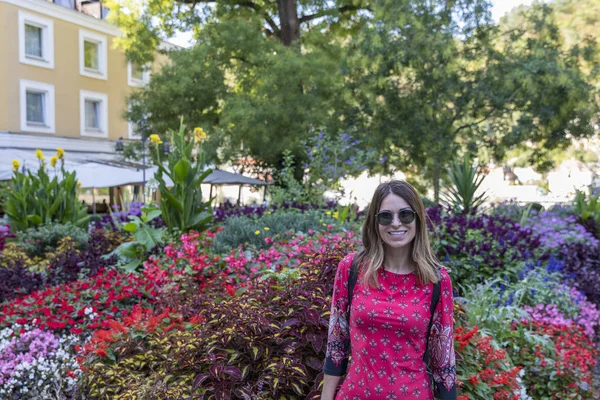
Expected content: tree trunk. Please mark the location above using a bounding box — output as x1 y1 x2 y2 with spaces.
277 0 300 46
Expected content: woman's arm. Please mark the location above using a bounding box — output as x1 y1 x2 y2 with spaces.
322 254 354 397
321 374 343 400
428 268 457 399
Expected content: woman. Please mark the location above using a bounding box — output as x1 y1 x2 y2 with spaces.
322 180 456 400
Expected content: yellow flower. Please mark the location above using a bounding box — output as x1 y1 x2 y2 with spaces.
149 134 163 145
35 149 45 161
254 230 261 235
56 148 65 159
77 182 82 187
325 211 331 215
50 156 58 167
12 160 20 171
333 211 339 219
193 127 207 142
264 227 270 231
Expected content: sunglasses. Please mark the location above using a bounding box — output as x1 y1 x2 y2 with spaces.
376 209 417 225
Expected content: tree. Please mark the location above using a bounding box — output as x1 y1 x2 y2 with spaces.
345 0 599 200
109 0 372 177
111 0 599 200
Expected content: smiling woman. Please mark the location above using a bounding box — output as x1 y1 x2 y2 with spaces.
322 180 457 400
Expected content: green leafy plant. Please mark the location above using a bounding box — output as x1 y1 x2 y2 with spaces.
269 150 320 205
210 209 338 253
20 223 89 258
149 120 213 233
112 206 165 272
3 150 89 232
574 188 600 226
442 155 488 214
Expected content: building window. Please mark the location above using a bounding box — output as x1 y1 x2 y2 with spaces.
128 61 151 87
54 0 75 8
80 90 108 138
18 11 54 69
26 91 46 125
20 80 55 134
84 41 100 71
85 100 101 130
79 30 108 80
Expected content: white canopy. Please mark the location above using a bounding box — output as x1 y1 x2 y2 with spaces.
0 148 267 189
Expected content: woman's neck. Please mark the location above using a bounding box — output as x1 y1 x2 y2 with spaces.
383 245 415 273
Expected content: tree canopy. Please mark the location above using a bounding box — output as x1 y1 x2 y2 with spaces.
109 0 600 199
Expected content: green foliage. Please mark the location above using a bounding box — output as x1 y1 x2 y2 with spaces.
149 121 213 234
442 155 489 214
301 131 373 199
4 152 89 232
211 210 338 254
269 150 323 205
112 206 165 272
0 181 10 209
20 223 89 258
574 188 600 227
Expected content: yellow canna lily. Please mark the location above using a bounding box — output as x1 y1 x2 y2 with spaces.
56 148 65 159
193 127 207 143
35 149 45 161
264 227 270 231
149 134 163 144
50 156 58 167
254 230 261 235
12 160 20 171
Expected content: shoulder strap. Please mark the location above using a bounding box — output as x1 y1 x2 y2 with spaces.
347 253 359 314
424 273 441 364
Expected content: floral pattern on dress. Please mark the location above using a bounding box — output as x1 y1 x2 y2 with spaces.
324 253 457 399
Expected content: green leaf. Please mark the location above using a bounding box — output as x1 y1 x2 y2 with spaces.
123 222 138 233
122 259 142 273
27 214 42 226
173 158 191 184
145 209 162 222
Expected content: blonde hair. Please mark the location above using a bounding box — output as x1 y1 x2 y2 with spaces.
356 180 442 287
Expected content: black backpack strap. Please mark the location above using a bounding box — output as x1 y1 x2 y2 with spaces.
424 271 441 387
347 253 359 314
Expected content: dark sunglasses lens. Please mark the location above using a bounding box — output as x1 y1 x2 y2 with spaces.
399 210 415 224
377 211 394 225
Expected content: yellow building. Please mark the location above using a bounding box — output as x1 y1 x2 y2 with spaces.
0 0 172 162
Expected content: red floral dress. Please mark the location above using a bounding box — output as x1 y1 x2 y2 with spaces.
324 253 456 399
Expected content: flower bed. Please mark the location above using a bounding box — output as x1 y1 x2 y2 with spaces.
0 202 599 398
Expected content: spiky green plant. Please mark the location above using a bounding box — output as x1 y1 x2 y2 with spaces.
442 155 488 215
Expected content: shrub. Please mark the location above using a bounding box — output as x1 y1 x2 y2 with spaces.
487 201 528 223
454 324 523 400
441 155 488 215
0 255 44 304
20 222 89 258
429 209 546 290
517 321 598 399
0 224 14 252
559 242 600 306
150 122 213 233
526 211 598 251
77 246 348 399
211 209 340 253
0 268 160 335
0 328 81 399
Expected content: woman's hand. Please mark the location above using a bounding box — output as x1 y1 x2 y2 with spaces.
321 374 343 400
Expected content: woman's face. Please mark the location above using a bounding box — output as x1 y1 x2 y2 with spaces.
377 193 417 250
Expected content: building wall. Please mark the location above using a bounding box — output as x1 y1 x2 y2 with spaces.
0 0 170 142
